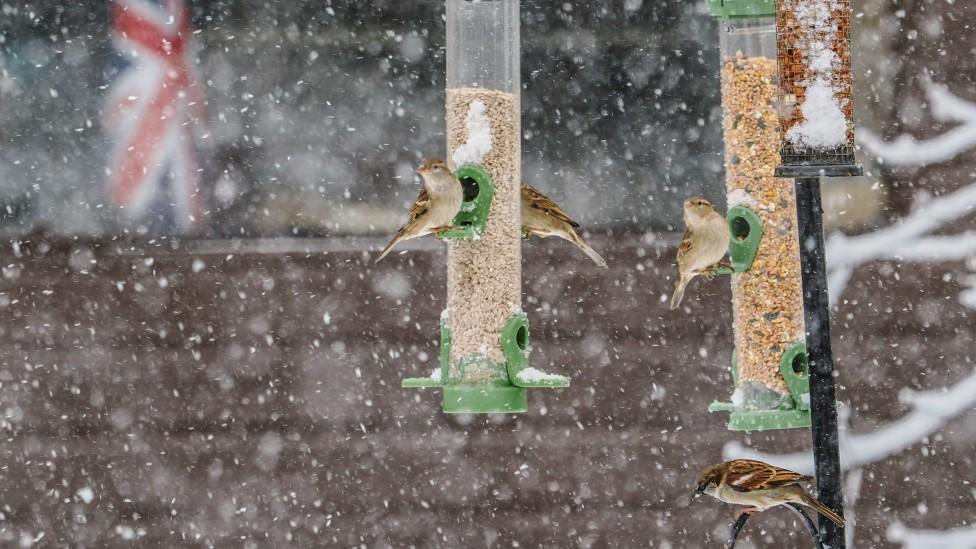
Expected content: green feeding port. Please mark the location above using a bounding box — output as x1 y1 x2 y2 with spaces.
706 0 774 19
437 164 495 240
705 205 763 278
708 343 812 431
727 206 762 273
402 312 569 413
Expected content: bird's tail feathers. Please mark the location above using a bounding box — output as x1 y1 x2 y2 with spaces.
670 277 689 310
570 231 608 268
374 233 404 264
800 494 846 527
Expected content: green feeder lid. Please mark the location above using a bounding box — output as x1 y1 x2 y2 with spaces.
706 0 775 19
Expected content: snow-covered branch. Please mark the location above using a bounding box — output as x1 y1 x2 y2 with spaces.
858 79 976 167
887 522 976 549
722 369 976 474
826 181 976 303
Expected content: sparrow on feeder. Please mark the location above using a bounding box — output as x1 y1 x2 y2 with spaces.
374 159 463 263
694 459 845 527
521 184 607 267
670 196 730 309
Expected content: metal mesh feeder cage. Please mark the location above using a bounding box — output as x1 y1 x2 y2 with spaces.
705 0 811 431
774 0 859 173
402 0 569 413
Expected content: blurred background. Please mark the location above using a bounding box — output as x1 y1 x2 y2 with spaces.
2 1 976 548
3 0 792 239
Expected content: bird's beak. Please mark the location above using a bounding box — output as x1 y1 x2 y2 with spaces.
694 484 705 497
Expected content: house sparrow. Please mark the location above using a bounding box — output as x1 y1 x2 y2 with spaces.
670 196 730 309
522 184 607 267
694 459 846 527
374 159 463 263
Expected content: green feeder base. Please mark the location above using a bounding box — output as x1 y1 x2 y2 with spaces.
403 312 567 414
708 402 811 431
443 384 527 414
709 342 813 431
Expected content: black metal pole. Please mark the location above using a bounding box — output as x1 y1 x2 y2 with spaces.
794 176 846 548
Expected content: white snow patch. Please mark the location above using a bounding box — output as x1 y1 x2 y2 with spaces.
887 522 976 549
730 387 745 407
860 77 976 168
451 100 492 167
786 81 847 149
960 272 976 309
429 368 442 380
727 189 756 208
784 0 848 149
516 367 563 383
77 486 94 504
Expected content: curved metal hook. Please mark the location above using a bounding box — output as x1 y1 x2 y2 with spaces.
725 505 825 549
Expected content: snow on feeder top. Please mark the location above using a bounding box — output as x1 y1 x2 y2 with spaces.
402 0 569 413
706 0 812 431
775 0 858 172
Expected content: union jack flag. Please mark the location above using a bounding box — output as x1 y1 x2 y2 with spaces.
105 0 207 231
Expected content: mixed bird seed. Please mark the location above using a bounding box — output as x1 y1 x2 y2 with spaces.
722 54 805 399
445 87 521 384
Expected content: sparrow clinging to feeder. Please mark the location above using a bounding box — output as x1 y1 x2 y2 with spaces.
670 196 730 309
374 159 463 263
521 184 607 268
694 459 846 527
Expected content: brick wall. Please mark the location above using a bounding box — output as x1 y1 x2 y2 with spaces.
0 234 972 547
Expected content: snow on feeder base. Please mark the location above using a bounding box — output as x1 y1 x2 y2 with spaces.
402 0 569 413
706 0 811 430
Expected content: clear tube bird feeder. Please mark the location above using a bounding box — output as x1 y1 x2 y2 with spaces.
706 0 812 431
402 0 568 413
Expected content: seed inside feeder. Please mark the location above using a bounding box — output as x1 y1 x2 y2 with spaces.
722 53 805 400
446 86 521 384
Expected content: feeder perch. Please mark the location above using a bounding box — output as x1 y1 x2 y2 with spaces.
503 313 569 388
404 0 568 413
401 314 451 388
708 342 811 431
437 164 495 240
726 502 825 549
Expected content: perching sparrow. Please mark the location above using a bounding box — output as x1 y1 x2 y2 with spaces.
374 159 463 263
694 459 845 527
522 184 607 267
670 196 730 309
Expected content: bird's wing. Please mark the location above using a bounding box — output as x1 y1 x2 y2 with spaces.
402 187 431 231
725 460 812 492
522 184 581 229
676 228 694 263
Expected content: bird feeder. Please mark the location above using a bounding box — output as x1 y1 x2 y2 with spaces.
771 0 863 544
402 0 569 413
775 0 858 171
705 0 812 431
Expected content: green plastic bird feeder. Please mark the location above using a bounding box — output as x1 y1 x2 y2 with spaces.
403 0 569 414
